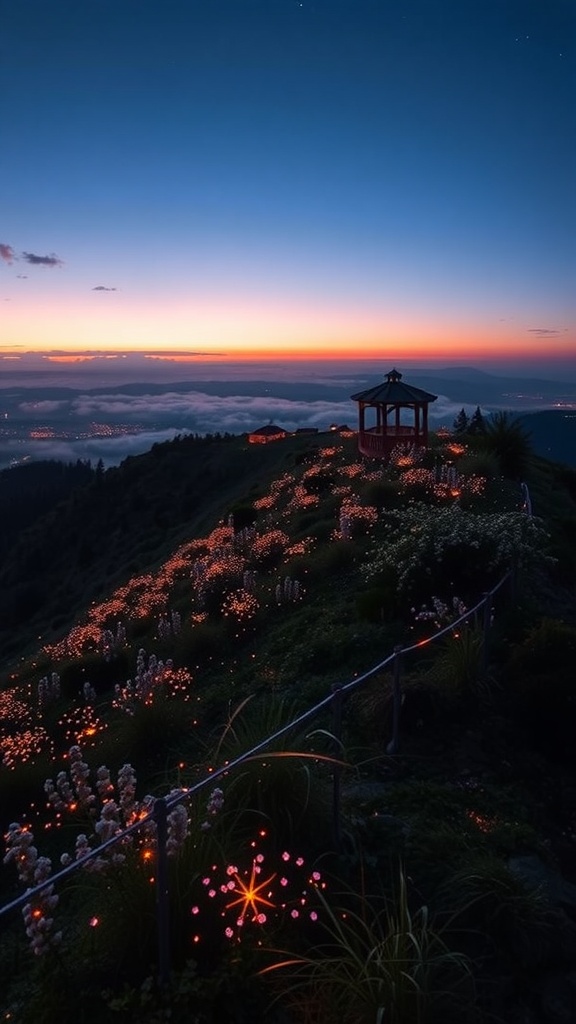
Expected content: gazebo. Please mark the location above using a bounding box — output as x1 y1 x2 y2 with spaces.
351 368 437 459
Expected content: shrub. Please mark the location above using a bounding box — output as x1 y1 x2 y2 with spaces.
438 854 554 970
508 617 576 677
425 627 485 696
481 411 533 479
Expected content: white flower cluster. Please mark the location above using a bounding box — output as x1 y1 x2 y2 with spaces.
166 798 190 856
117 762 138 821
7 752 218 953
340 512 352 540
37 672 60 707
157 610 181 641
243 569 257 592
101 621 127 661
44 747 155 871
3 823 61 955
83 681 97 704
275 576 302 605
363 503 549 594
69 744 96 807
200 787 224 831
44 771 73 814
413 595 468 628
190 527 257 609
113 650 174 713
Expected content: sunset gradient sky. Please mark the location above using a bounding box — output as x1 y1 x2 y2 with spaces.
1 0 574 368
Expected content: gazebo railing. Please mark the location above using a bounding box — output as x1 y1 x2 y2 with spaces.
358 425 417 456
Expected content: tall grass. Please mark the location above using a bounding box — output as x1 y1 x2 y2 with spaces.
211 695 338 847
262 869 477 1024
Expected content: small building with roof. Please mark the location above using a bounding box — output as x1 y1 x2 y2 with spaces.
350 368 437 458
248 424 288 445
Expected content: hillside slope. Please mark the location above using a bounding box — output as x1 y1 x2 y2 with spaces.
0 431 319 663
2 431 576 1023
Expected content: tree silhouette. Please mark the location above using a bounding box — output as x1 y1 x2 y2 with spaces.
483 411 533 479
453 408 469 433
468 406 486 435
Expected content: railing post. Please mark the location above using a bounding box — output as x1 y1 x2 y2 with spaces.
331 683 343 851
153 797 171 988
386 646 403 755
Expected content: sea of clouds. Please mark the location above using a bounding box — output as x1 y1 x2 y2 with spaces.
0 387 470 470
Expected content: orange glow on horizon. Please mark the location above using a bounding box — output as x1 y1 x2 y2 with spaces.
44 355 98 363
144 353 227 363
1 286 572 361
0 341 575 365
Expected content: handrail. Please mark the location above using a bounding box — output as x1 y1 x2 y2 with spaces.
400 572 509 657
0 572 509 921
0 479 533 969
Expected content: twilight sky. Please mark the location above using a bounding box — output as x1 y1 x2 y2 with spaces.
1 0 575 368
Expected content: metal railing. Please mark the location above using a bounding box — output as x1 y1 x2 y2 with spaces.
0 568 515 983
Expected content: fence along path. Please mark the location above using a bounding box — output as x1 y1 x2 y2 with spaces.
0 565 515 982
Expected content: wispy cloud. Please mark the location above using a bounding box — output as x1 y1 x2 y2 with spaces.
21 252 64 267
527 327 560 336
0 243 16 264
18 400 66 414
92 285 117 291
1 244 65 268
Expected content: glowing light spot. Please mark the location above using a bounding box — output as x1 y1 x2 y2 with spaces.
225 860 276 922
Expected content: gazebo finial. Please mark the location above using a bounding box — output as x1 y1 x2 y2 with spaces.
386 368 402 382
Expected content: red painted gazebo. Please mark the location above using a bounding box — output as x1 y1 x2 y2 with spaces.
351 368 437 458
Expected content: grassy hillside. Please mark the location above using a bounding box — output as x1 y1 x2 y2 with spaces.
0 431 320 663
1 428 576 1024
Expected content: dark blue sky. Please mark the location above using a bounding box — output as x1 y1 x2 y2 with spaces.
1 0 574 366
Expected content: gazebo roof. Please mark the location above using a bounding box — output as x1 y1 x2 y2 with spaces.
351 368 437 405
